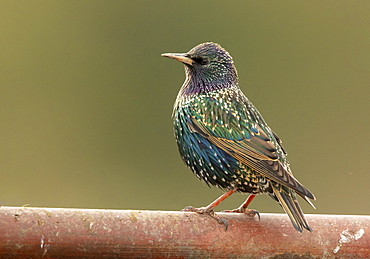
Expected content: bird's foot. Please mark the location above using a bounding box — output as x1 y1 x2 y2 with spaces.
182 206 229 230
222 207 260 220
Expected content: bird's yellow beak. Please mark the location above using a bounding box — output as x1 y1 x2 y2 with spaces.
161 53 194 66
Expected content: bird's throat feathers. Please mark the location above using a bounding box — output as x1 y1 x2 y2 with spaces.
179 64 238 96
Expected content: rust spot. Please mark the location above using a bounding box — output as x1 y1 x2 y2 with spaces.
129 211 139 222
37 219 45 226
13 213 20 221
44 210 53 217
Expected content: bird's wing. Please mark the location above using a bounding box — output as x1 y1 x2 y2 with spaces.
188 95 315 200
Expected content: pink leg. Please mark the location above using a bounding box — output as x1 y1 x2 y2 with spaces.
182 187 237 230
222 194 260 220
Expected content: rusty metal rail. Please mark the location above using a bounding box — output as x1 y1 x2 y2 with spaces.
0 206 369 258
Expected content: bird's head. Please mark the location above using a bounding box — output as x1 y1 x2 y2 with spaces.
162 42 238 94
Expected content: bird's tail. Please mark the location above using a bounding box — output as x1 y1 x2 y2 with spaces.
270 184 312 232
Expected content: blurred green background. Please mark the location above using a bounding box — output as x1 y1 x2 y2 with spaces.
1 1 369 216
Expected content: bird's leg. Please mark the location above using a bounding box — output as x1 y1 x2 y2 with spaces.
182 187 237 230
222 194 260 220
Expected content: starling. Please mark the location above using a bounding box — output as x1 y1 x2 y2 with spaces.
162 42 315 232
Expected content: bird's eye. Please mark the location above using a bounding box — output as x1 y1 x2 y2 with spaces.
192 57 209 65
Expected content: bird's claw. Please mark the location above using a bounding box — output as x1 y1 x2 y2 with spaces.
222 208 260 221
181 206 207 213
182 206 229 231
216 217 229 231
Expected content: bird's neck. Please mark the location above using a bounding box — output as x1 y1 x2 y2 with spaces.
179 73 237 96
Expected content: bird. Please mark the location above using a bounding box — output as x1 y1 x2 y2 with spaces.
161 42 315 232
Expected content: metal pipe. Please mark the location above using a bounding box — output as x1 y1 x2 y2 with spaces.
0 207 368 258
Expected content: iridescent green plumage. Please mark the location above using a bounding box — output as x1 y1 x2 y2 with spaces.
162 42 315 232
